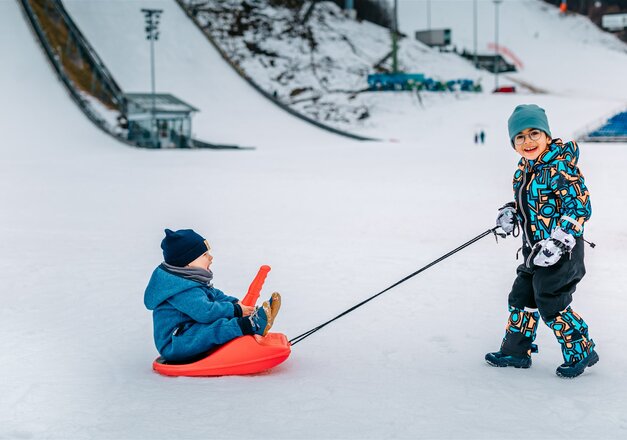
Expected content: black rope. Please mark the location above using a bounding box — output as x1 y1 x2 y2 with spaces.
289 227 499 346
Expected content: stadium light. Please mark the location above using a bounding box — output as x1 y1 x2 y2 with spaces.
473 0 478 68
493 0 503 91
141 8 163 139
427 0 431 30
392 0 398 73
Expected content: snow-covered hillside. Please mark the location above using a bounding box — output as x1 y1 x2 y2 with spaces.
3 0 627 439
398 0 627 99
182 0 488 129
62 0 334 147
66 0 627 140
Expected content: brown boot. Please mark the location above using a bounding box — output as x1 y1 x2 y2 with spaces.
269 292 281 325
258 301 273 336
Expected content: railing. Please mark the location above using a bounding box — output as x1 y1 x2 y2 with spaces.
20 0 254 150
53 0 125 108
18 0 137 147
576 105 627 142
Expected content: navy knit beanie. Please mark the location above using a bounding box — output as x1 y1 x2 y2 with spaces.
161 228 209 267
507 104 552 145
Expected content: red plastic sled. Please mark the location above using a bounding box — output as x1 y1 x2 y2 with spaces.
153 332 290 377
152 265 291 377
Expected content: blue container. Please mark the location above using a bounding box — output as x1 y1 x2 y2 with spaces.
367 73 426 91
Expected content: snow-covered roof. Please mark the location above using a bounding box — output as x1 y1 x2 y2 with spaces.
124 92 198 114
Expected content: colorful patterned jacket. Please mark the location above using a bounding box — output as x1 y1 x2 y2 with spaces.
512 139 591 247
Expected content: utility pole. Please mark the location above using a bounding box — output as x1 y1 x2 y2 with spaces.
427 0 432 30
141 8 162 145
392 0 399 73
493 0 503 91
473 0 478 68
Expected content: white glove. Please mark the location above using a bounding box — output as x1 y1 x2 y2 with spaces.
496 203 518 235
533 227 576 267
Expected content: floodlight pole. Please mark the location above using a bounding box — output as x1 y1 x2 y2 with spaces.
493 0 503 91
427 0 431 30
141 8 162 145
473 0 478 68
392 0 398 73
150 33 155 119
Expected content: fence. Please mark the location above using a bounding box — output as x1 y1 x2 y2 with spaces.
19 0 136 147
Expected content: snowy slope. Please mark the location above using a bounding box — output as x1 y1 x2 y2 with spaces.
62 0 337 147
3 0 627 439
398 0 627 99
182 0 489 129
65 0 627 141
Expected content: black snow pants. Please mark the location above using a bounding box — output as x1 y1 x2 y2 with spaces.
508 236 586 322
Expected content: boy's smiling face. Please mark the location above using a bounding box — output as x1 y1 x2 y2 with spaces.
513 128 551 161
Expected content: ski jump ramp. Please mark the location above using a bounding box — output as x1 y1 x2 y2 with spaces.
62 0 355 147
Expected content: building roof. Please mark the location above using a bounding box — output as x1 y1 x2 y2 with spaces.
124 93 198 114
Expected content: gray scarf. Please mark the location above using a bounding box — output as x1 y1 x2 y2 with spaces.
161 262 214 287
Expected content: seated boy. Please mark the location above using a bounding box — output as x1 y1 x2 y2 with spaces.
144 228 281 363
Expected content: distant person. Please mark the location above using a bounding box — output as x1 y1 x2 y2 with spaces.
480 130 485 144
117 115 128 129
486 104 597 378
144 229 281 363
474 132 479 144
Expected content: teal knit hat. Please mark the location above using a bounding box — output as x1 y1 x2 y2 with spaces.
507 104 552 144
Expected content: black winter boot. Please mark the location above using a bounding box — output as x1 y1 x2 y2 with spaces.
486 307 539 369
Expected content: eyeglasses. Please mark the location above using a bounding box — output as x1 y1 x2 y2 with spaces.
514 129 543 146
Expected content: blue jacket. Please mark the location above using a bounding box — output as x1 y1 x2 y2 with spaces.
512 140 591 246
144 266 244 362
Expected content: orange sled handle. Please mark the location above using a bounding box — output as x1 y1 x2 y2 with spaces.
241 265 271 307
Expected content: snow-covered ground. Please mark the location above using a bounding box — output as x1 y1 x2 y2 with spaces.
2 0 627 439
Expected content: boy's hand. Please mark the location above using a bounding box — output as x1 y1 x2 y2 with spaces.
496 202 518 235
238 302 256 317
532 227 575 267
